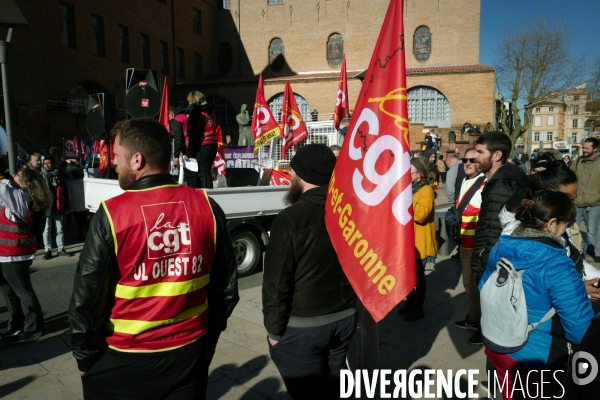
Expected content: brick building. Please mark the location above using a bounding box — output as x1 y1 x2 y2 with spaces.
0 0 494 153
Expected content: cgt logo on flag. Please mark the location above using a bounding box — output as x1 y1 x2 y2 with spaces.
141 98 150 108
142 202 192 260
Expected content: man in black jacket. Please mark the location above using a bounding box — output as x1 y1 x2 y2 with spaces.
68 118 238 400
263 144 357 399
469 132 528 345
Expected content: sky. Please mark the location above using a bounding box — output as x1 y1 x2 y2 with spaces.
479 0 600 94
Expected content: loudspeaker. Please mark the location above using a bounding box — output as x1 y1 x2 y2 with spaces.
125 68 161 118
86 93 117 139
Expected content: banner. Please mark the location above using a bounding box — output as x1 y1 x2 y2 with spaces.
280 81 308 158
269 169 290 186
333 54 349 130
94 139 114 176
224 146 259 170
324 0 415 322
213 126 226 175
252 74 280 154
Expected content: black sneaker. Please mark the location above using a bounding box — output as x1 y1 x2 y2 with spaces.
10 331 42 343
404 306 424 322
58 250 73 257
0 327 22 338
43 251 53 260
468 329 483 345
454 315 479 331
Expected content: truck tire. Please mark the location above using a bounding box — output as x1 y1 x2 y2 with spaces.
231 231 261 277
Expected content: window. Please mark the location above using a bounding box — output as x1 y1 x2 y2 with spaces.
534 116 541 127
547 116 554 126
534 132 540 141
194 53 203 79
160 41 169 74
327 34 343 67
140 33 151 68
535 107 541 112
573 119 578 128
177 47 185 78
548 107 554 112
413 26 432 62
572 132 578 140
546 132 553 141
217 0 231 10
574 96 580 101
268 0 284 4
193 8 202 35
218 42 233 74
573 106 579 115
91 14 105 56
269 38 284 72
118 25 130 63
407 86 451 128
60 2 77 49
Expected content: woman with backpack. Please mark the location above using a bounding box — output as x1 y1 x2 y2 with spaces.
0 168 52 343
398 158 437 321
479 190 594 399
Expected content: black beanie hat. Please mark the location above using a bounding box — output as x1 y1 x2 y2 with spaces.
290 144 336 186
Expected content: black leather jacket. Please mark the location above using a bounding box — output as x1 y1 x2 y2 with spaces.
68 174 239 372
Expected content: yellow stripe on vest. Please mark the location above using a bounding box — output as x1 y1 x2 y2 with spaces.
460 229 476 235
461 215 479 223
108 302 208 335
115 274 210 299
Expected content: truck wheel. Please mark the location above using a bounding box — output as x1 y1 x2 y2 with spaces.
231 231 261 277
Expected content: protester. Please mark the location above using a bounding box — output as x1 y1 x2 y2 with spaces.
424 131 434 151
480 190 594 399
66 168 88 241
23 153 42 172
329 144 341 158
437 154 447 183
563 154 572 167
571 137 600 263
225 135 234 147
262 144 356 399
398 158 437 321
422 149 439 193
41 156 72 259
444 153 462 201
453 149 485 333
187 91 218 189
519 151 529 173
430 129 439 152
68 118 239 399
311 109 319 122
470 132 528 345
0 168 52 342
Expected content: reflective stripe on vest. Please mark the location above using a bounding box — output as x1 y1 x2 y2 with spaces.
0 207 37 256
103 185 217 352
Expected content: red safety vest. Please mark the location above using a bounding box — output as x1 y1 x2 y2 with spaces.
102 184 216 352
201 112 217 146
173 114 190 152
0 207 37 256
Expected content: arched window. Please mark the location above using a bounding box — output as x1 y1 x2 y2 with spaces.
413 26 431 62
407 86 450 127
327 33 343 67
218 42 233 75
205 95 236 125
268 38 284 72
268 91 312 123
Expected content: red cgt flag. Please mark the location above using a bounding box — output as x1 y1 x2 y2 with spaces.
269 169 290 186
333 54 349 130
213 126 226 176
158 76 170 132
95 139 114 177
252 74 280 154
280 81 308 159
325 0 415 322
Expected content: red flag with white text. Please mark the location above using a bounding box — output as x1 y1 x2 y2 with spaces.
280 81 308 158
213 126 226 175
269 169 290 186
333 54 349 130
252 74 280 154
95 139 114 176
324 0 415 322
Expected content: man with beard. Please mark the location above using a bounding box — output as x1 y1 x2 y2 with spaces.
24 153 42 172
68 118 238 400
571 137 600 263
262 144 357 399
469 132 527 345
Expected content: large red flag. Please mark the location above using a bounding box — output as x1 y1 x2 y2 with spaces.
252 74 280 154
280 81 308 158
269 169 290 186
158 76 170 131
333 54 349 130
325 0 415 322
97 139 114 176
213 126 226 176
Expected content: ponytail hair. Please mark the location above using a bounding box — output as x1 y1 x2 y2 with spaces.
514 190 575 230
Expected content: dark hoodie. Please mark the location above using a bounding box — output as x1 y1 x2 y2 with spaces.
471 162 528 279
186 102 216 157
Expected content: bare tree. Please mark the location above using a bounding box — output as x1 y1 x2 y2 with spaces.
495 16 584 147
590 54 600 99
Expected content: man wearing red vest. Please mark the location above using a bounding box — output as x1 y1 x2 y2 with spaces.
68 118 238 399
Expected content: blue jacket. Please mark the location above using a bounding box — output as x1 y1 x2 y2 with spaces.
479 233 594 369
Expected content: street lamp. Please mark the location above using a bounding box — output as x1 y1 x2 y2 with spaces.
0 0 29 175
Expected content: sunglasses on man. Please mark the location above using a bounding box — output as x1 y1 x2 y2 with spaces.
462 158 476 164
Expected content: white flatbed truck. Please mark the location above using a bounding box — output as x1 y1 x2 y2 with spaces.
83 176 288 277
